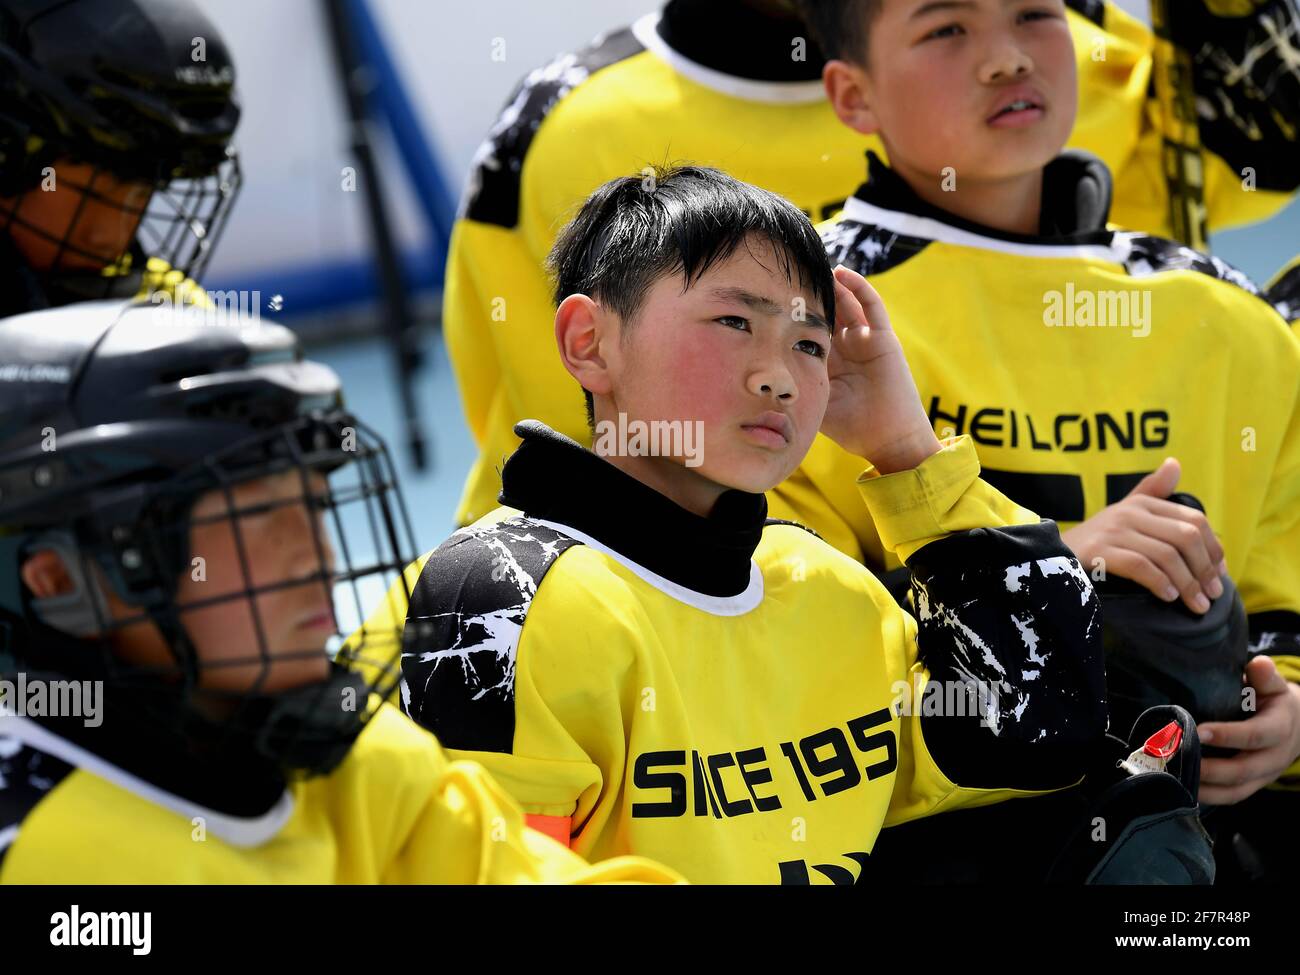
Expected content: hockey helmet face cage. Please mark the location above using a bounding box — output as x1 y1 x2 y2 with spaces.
0 152 241 283
0 309 419 778
86 413 416 778
0 0 242 281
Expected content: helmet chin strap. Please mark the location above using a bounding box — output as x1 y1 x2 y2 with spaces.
248 667 371 777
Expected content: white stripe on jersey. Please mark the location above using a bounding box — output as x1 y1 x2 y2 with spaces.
0 715 293 849
841 196 1134 265
631 13 827 105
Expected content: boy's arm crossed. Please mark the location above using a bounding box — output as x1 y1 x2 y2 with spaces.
826 266 1107 804
859 440 1108 796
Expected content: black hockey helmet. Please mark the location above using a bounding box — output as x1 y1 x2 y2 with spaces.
1096 494 1250 736
0 0 241 280
0 301 419 777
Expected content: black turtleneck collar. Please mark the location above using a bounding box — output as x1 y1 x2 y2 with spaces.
3 616 287 818
855 149 1115 243
499 420 769 598
657 0 827 82
22 688 288 817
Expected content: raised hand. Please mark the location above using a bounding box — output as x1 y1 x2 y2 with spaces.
822 265 941 475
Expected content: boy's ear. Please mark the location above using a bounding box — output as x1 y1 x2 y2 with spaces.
555 293 615 401
823 59 881 137
21 549 76 599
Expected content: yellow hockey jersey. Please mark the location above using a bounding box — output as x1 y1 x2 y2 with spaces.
0 701 679 884
394 421 1107 884
445 0 1300 527
771 151 1300 778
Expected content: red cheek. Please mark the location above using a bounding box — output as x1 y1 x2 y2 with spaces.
659 333 745 421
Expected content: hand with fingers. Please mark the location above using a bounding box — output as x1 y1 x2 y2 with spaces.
1061 459 1227 615
821 264 941 475
1197 656 1300 805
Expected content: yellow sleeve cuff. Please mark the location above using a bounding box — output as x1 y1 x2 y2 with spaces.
855 435 1039 564
1272 654 1300 686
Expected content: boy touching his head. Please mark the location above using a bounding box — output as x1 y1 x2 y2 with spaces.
396 165 1109 883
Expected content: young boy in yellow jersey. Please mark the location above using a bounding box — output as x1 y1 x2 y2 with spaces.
785 0 1300 880
445 0 1298 530
0 304 676 885
392 164 1132 884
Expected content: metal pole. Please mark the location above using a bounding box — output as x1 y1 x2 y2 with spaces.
321 0 428 471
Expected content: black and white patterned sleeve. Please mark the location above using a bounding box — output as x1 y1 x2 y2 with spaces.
904 521 1109 791
0 734 74 874
1170 0 1300 194
399 517 582 754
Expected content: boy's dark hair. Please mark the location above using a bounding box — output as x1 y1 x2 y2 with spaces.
792 0 880 65
547 164 836 429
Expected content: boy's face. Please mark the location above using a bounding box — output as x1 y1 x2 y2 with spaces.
2 159 152 272
98 469 338 694
174 469 337 692
605 236 831 495
843 0 1077 183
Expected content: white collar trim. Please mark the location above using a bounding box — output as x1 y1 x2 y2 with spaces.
0 713 294 848
841 195 1131 264
532 517 765 617
631 12 826 105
